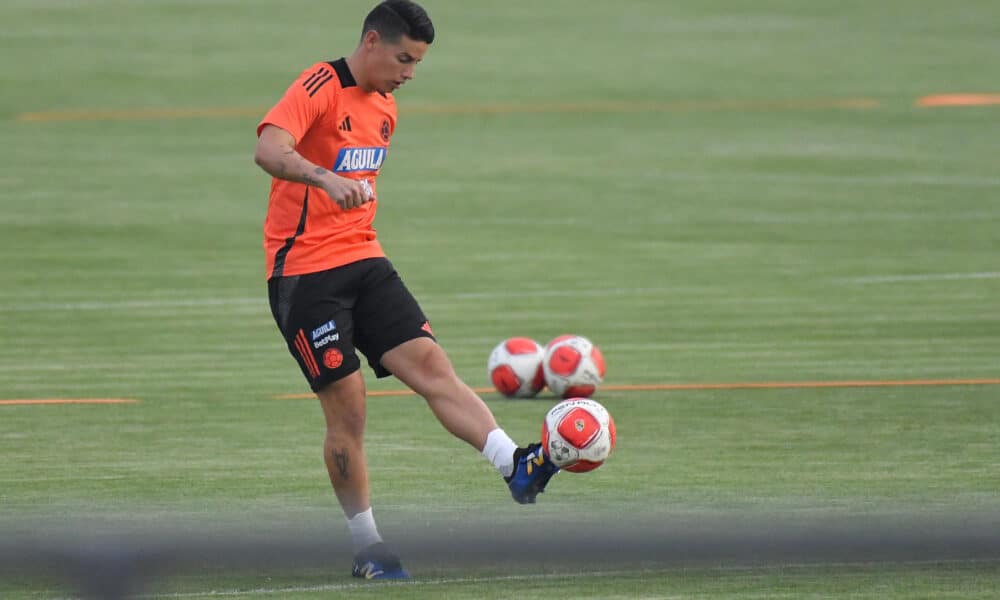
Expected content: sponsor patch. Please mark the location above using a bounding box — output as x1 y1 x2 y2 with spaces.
311 320 336 340
313 332 340 349
333 147 386 173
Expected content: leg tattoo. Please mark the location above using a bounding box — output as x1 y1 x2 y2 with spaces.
332 448 350 480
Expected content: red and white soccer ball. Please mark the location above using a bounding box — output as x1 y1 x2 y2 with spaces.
542 398 616 473
487 337 546 398
542 335 606 399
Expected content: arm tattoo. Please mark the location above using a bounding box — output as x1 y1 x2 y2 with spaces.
332 449 349 480
305 166 326 186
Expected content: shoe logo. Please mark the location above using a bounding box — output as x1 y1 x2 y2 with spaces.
526 452 545 475
356 561 383 579
339 116 352 132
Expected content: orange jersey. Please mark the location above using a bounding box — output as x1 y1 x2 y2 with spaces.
258 58 396 278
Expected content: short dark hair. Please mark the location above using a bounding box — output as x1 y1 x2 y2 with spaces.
362 0 435 44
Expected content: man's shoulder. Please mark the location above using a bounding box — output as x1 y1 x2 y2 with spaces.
293 59 352 98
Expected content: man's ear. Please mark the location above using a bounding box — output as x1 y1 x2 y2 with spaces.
362 29 381 50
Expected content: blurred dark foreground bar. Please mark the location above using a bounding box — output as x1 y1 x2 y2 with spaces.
2 512 999 599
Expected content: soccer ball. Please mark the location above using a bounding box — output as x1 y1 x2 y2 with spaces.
541 398 616 472
487 337 545 398
542 335 606 399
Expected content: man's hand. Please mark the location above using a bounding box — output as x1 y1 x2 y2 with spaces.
315 170 372 210
255 124 373 210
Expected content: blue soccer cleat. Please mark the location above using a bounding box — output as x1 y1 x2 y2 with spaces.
505 443 560 504
351 542 410 580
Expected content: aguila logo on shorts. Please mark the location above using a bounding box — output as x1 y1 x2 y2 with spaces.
323 348 344 369
311 320 336 340
333 147 386 173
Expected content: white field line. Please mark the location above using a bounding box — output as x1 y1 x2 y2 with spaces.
135 558 1000 599
0 297 264 313
639 171 1000 188
141 570 655 598
1 272 996 313
451 287 670 300
844 272 1000 284
0 288 675 313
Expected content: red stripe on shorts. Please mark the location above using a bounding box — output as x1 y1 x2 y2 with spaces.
295 329 321 378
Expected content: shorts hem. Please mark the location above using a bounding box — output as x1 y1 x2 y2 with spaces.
370 330 436 379
309 365 362 393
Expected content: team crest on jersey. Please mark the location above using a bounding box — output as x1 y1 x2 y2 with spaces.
333 147 386 173
380 119 391 143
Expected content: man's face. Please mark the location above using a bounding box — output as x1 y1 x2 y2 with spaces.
365 33 429 94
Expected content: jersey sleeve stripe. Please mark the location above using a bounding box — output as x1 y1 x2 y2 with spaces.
306 72 335 97
302 68 326 88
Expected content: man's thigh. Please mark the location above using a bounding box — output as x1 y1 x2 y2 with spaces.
352 258 435 378
268 266 367 392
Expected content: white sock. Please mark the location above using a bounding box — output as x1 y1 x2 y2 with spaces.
481 428 518 478
346 507 383 552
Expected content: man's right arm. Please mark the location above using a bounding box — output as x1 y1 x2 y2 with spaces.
254 124 370 209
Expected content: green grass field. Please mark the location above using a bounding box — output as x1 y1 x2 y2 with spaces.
2 0 999 597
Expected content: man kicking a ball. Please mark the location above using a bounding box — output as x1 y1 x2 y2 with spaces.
253 0 558 580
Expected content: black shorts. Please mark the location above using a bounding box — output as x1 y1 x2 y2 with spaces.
267 257 435 392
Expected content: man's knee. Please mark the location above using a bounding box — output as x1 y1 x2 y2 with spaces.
383 338 451 379
382 338 461 398
417 342 455 378
318 375 367 435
